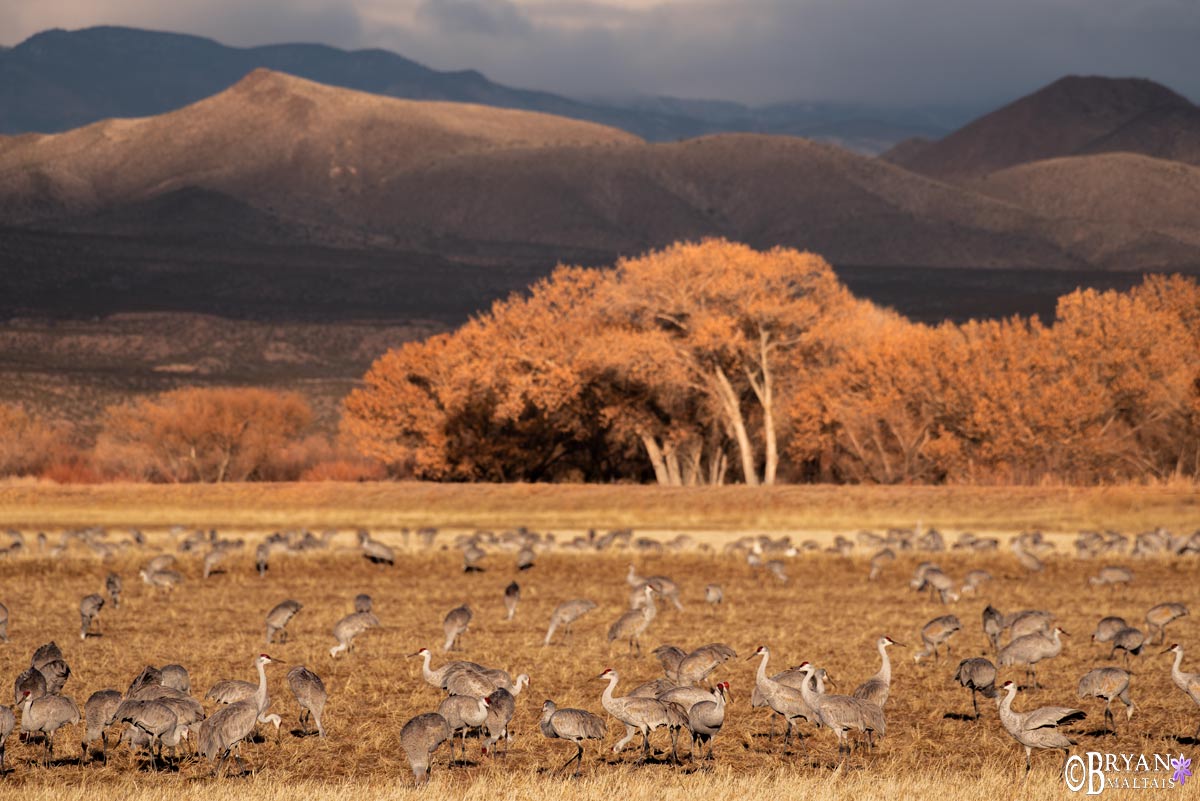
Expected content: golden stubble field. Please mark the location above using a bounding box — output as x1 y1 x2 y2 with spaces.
0 511 1198 800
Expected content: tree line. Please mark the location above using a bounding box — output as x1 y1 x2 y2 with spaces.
2 239 1197 484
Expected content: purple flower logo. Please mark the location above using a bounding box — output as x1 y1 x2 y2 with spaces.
1172 754 1192 786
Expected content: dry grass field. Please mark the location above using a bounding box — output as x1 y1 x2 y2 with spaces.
0 485 1197 800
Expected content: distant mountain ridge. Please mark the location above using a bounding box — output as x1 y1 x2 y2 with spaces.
0 26 954 151
884 75 1200 178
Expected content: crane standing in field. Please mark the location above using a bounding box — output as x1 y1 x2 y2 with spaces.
795 662 885 762
198 654 282 777
997 680 1085 777
608 586 656 658
1163 643 1200 738
854 636 903 706
999 627 1067 689
749 646 818 752
914 616 961 664
205 653 284 739
540 700 606 776
287 665 327 738
82 688 123 763
504 582 520 621
686 681 729 759
400 712 451 785
358 529 394 566
544 599 597 646
953 657 998 720
437 695 489 763
79 594 104 639
1145 603 1188 645
18 690 80 767
105 573 122 608
0 704 13 773
1076 668 1134 734
442 604 473 652
265 599 302 644
598 668 677 762
330 611 380 658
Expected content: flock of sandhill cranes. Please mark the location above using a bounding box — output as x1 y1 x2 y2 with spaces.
0 522 1198 785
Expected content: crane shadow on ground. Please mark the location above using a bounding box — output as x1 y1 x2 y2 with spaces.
942 711 980 721
1082 728 1119 738
1168 734 1200 746
288 728 320 738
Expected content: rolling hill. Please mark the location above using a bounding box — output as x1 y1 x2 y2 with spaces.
0 69 1077 270
0 26 953 150
885 76 1199 179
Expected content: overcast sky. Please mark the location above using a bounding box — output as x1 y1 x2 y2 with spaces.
4 0 1199 106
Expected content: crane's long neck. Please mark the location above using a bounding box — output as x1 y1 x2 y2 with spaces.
601 675 619 711
1172 650 1187 688
421 651 436 683
877 642 892 684
512 675 528 696
798 668 820 709
254 659 269 713
998 684 1019 728
755 650 770 688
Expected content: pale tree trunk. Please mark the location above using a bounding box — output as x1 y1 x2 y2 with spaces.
640 435 671 486
664 448 683 486
712 365 759 485
745 330 778 485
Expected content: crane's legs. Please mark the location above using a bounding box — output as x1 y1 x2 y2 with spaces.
558 743 584 775
971 688 980 720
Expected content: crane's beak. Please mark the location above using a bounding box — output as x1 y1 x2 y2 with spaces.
892 641 908 648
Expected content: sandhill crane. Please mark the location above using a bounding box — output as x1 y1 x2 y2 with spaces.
255 543 270 576
540 700 606 775
609 586 656 657
983 605 1005 652
82 689 122 763
18 690 80 767
1077 668 1134 734
1008 610 1053 640
265 599 302 644
854 636 903 705
330 611 380 658
1012 541 1044 573
795 662 885 761
1163 643 1200 737
915 616 961 664
462 544 486 572
868 548 895 581
954 657 997 720
544 599 596 646
205 654 284 737
516 546 535 571
198 655 282 777
749 646 818 750
482 678 528 756
287 665 327 737
140 568 182 591
127 665 163 695
627 565 684 611
105 573 121 608
597 668 677 762
38 659 71 695
766 559 789 584
630 678 676 698
437 695 489 762
961 569 992 594
144 554 175 573
675 643 738 686
400 712 450 785
354 594 372 613
704 584 723 610
999 627 1067 689
1145 603 1188 644
0 704 12 772
504 582 520 621
15 667 47 705
442 604 472 652
410 648 482 689
31 640 63 668
358 529 394 566
653 645 690 681
443 666 524 698
0 601 7 642
1109 627 1145 664
997 680 1085 776
1089 566 1133 589
160 664 190 693
1092 616 1127 644
114 699 183 768
686 682 728 759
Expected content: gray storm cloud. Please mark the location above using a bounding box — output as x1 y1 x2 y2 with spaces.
3 0 1198 106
